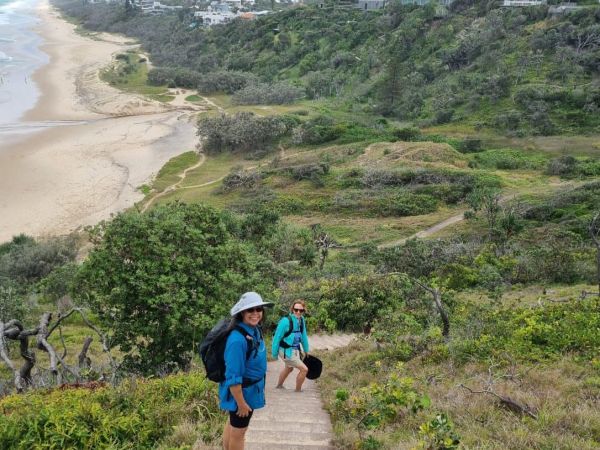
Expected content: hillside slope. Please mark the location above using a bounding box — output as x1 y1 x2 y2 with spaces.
55 0 600 134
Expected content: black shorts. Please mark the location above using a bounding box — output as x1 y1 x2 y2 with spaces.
229 409 254 428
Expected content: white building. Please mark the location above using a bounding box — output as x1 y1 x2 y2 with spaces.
502 0 546 6
194 10 237 25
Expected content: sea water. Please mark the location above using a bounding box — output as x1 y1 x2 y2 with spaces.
0 0 47 125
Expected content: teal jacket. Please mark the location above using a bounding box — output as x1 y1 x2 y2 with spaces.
271 314 309 359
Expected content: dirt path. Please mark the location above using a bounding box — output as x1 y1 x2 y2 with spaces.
140 153 206 213
378 210 467 249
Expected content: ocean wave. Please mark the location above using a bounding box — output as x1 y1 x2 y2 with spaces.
0 51 12 63
0 51 13 63
0 0 35 12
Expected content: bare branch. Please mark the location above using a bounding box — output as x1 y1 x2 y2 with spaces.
36 313 60 383
0 321 25 392
459 383 538 419
78 337 93 369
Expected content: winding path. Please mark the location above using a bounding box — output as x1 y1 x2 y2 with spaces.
140 153 206 213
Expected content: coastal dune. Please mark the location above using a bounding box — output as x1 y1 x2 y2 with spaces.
0 0 199 242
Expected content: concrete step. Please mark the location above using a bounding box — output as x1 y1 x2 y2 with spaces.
258 404 326 414
245 430 331 444
250 410 331 423
246 444 332 450
250 420 332 434
194 334 355 450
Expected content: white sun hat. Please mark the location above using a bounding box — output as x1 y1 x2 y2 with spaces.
230 292 274 316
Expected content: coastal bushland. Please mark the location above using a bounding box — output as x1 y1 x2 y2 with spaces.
54 0 600 134
2 0 600 448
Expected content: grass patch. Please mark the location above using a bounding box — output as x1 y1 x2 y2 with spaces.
152 151 199 193
185 94 202 102
100 51 171 100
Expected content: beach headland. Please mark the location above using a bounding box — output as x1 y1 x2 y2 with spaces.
0 0 200 242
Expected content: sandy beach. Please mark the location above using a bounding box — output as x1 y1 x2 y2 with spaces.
0 0 201 242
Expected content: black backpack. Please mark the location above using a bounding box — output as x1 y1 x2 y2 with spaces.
279 315 304 350
199 318 261 384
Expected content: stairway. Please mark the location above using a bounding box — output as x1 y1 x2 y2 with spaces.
244 333 356 450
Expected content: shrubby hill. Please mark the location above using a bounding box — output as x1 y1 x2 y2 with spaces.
55 0 600 134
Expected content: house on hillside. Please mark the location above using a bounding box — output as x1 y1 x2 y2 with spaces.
400 0 454 5
194 10 237 24
548 2 581 14
133 0 183 14
224 0 242 8
355 0 386 10
501 0 546 6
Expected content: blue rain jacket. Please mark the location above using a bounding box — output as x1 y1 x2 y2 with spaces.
218 322 267 412
271 314 309 359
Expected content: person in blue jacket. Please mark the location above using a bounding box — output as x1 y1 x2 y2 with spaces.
220 292 273 450
271 299 310 392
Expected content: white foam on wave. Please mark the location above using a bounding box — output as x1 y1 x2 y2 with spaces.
0 51 13 63
0 0 35 13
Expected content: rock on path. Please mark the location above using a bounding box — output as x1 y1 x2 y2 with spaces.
244 333 356 450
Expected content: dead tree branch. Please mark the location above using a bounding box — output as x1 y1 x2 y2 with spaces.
78 337 93 369
412 278 450 338
459 383 538 419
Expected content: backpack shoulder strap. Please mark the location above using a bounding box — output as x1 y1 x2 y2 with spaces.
234 325 256 360
283 315 294 338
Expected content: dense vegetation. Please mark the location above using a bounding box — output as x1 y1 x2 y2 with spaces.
54 0 600 134
1 1 599 449
0 373 222 449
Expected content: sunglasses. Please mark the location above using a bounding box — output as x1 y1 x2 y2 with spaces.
293 308 305 313
244 307 264 313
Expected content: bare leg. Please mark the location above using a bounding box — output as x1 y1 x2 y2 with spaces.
222 421 230 450
277 366 293 388
228 425 248 450
295 362 308 392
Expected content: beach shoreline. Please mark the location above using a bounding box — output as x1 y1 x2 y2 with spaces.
0 0 201 242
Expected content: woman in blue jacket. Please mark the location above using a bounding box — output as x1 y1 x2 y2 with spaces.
220 292 272 450
271 299 310 392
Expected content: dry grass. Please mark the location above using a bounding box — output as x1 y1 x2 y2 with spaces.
318 340 600 449
356 141 469 170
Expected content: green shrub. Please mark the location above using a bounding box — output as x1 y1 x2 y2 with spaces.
415 413 461 450
312 274 411 332
0 373 221 449
197 112 287 155
392 126 422 141
471 149 547 170
196 70 258 94
453 298 600 363
331 364 430 434
147 67 203 89
232 81 304 105
458 138 482 153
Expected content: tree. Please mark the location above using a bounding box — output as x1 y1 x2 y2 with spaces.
75 202 273 374
197 112 287 155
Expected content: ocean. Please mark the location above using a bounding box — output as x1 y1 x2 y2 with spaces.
0 0 47 125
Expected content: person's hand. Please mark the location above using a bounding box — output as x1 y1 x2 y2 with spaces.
236 402 252 418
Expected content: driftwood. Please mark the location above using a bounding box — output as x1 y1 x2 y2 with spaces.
0 308 116 392
459 383 538 419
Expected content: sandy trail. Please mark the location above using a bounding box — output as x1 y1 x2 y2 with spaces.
0 1 202 242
